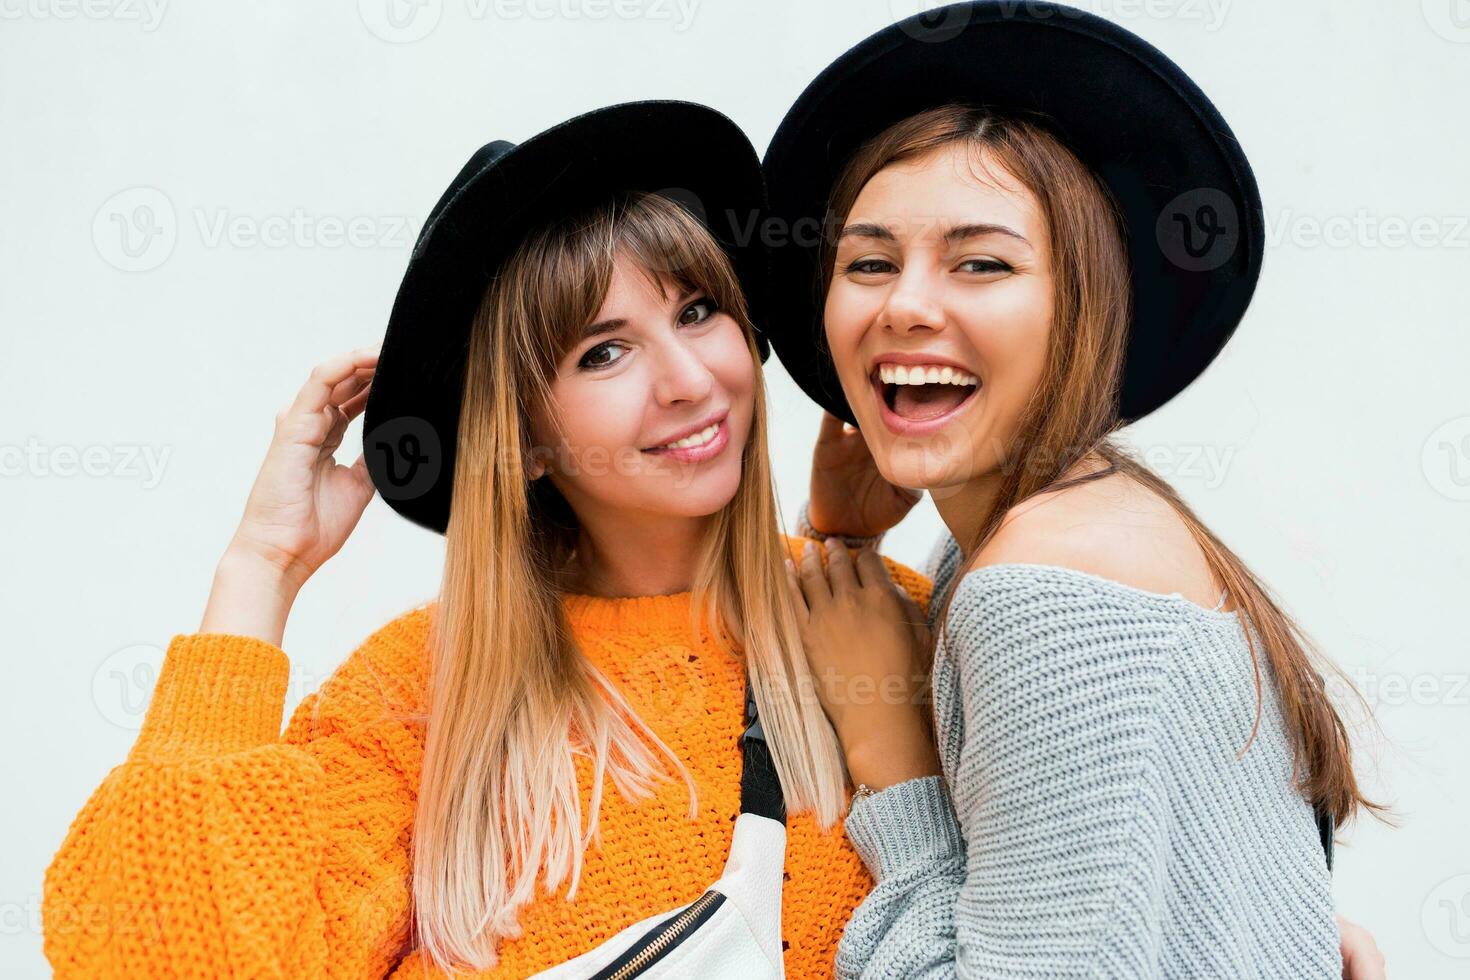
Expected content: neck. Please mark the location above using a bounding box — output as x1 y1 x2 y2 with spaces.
932 468 1008 561
563 510 712 599
933 452 1116 559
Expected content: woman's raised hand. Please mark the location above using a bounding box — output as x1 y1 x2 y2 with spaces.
807 411 923 539
201 345 380 645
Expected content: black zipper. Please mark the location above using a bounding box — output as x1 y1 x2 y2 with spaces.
589 889 727 979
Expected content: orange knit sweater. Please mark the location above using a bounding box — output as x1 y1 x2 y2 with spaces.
43 536 931 979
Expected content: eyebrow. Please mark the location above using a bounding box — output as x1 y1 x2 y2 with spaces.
838 221 1030 246
577 286 701 343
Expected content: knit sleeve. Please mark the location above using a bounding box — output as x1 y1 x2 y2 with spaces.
836 567 1177 978
42 618 428 980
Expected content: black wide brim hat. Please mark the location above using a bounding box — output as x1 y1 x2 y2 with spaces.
762 0 1265 427
364 101 772 535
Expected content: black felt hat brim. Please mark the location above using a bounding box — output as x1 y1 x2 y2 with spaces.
364 101 772 535
762 0 1265 427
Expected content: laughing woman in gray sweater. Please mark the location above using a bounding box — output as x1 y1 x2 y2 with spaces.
767 9 1387 977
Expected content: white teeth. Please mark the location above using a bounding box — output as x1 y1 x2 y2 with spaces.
660 421 720 450
877 363 978 387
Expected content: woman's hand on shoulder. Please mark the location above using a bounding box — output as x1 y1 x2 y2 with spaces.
785 536 939 790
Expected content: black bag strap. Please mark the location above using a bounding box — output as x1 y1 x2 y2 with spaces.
1308 670 1334 872
1316 803 1334 871
739 677 786 823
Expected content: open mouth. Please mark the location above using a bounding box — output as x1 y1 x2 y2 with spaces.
872 362 981 426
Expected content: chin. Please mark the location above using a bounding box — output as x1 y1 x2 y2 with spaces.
690 470 745 515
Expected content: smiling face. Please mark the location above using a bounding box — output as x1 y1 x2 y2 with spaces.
823 141 1053 493
527 250 755 521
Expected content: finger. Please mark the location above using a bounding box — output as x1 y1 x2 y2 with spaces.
317 379 375 458
320 410 349 456
338 379 373 421
796 539 832 608
853 546 893 590
783 558 808 620
287 345 381 420
823 537 862 594
327 367 374 409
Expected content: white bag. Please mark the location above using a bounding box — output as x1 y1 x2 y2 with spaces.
531 682 787 979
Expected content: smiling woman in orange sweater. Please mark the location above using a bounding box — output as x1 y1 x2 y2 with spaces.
40 103 934 979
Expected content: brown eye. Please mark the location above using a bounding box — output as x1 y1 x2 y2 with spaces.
578 341 627 370
679 297 718 325
844 258 896 275
959 258 1012 274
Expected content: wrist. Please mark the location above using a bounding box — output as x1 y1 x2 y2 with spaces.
219 540 312 596
801 500 839 536
843 730 941 791
203 548 305 646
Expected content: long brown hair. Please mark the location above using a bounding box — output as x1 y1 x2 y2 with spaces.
821 104 1381 830
410 191 847 974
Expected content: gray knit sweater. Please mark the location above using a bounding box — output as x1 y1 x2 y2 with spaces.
836 529 1341 978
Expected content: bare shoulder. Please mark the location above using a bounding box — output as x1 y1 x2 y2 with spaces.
970 469 1227 611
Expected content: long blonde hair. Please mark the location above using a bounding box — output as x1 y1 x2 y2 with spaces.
821 105 1383 830
410 191 845 973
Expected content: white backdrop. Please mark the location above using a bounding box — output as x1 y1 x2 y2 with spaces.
3 1 1466 976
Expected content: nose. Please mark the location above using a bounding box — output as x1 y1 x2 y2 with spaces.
650 335 715 406
880 263 946 336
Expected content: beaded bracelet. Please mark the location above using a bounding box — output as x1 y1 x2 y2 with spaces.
794 501 887 550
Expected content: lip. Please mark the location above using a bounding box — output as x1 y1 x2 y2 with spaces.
868 357 982 437
642 410 730 457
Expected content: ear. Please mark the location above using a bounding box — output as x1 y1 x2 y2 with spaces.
525 443 551 481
